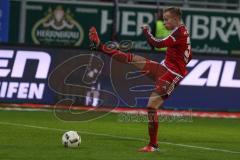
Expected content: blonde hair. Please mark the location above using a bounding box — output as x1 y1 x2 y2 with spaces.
164 7 182 19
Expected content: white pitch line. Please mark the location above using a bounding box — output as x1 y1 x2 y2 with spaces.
0 121 239 154
160 141 240 154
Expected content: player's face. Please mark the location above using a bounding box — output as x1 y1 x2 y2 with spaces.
163 11 179 30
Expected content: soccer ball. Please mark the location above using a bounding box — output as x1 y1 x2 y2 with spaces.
62 131 81 148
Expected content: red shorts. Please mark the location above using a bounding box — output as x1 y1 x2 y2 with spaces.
142 59 183 99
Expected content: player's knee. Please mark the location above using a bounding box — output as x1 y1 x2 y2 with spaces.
147 99 163 109
147 92 164 109
147 105 158 110
132 55 146 70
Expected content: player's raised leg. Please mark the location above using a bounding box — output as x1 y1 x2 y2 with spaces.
89 26 147 70
138 91 163 152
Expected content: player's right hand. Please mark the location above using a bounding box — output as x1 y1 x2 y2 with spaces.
89 26 101 48
141 24 150 33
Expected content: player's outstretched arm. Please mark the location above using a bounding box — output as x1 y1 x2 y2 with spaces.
141 25 175 49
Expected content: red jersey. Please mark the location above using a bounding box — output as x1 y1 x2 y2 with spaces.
143 25 192 77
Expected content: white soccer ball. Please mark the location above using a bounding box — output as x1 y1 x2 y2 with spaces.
62 131 81 148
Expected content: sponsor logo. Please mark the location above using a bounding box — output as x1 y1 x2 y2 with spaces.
181 59 240 88
0 50 51 99
186 15 240 43
31 6 84 46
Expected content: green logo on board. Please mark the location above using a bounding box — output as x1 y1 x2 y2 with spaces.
32 6 84 46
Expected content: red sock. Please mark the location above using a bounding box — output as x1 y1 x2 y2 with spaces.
147 108 159 146
100 44 133 63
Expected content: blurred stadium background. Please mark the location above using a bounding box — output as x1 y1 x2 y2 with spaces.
0 0 240 159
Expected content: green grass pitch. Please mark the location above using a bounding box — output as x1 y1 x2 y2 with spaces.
0 109 239 160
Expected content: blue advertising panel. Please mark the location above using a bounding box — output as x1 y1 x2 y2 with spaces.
0 0 10 42
0 44 239 111
0 45 54 104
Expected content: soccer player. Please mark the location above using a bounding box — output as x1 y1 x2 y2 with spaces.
89 7 192 152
